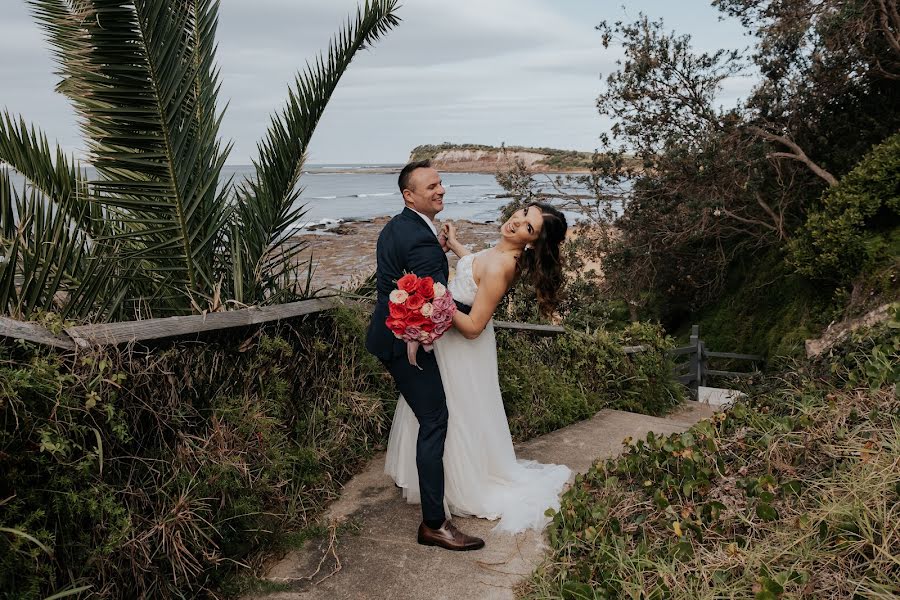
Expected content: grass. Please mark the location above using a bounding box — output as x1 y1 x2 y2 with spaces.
522 309 900 599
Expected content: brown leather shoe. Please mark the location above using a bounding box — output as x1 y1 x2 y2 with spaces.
417 520 485 551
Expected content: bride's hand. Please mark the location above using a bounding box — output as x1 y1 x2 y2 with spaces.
442 222 458 243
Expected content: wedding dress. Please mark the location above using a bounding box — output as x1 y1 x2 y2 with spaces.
384 249 571 533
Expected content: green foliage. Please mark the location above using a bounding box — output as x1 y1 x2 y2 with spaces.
0 307 393 599
684 249 834 360
408 143 595 170
791 132 900 282
0 1 400 320
524 318 900 599
577 4 900 337
497 323 683 440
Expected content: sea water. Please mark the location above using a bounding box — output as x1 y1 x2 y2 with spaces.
5 164 595 230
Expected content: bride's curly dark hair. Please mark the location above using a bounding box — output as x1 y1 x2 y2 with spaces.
517 202 567 316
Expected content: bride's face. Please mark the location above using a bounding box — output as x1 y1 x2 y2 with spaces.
500 205 543 246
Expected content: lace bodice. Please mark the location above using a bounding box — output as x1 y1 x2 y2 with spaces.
448 250 484 306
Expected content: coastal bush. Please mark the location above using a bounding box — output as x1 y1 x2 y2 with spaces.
0 297 688 597
497 322 683 441
0 306 393 599
523 309 900 599
683 249 834 360
791 132 900 283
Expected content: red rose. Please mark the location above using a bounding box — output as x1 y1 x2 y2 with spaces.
406 293 425 311
415 276 435 299
397 273 418 293
388 302 408 319
419 319 435 332
385 317 405 335
404 311 430 327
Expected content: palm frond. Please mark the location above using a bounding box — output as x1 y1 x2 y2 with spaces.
0 168 127 320
232 0 400 303
29 0 231 309
0 112 106 238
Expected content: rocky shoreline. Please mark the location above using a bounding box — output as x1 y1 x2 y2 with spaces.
291 217 503 291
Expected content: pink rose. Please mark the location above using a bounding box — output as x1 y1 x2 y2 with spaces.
433 293 455 312
431 307 453 325
404 325 422 340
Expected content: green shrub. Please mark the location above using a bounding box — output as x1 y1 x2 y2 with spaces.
0 307 393 599
0 303 688 597
525 315 900 599
498 322 683 440
791 132 900 282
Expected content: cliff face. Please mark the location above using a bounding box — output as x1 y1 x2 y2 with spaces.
408 144 593 173
429 149 547 173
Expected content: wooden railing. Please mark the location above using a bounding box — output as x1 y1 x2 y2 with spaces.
0 308 755 379
0 298 570 350
672 325 764 389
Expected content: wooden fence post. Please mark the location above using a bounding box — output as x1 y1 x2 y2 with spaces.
688 325 700 394
698 339 708 387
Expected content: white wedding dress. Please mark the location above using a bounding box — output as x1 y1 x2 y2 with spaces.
384 249 571 533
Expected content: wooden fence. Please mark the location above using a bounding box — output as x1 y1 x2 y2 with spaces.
0 304 756 385
671 325 764 388
0 297 573 350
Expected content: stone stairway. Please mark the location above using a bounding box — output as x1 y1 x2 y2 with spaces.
248 401 717 600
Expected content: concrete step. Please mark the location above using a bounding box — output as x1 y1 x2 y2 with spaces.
247 402 718 600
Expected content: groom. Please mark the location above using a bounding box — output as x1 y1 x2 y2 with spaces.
365 160 484 551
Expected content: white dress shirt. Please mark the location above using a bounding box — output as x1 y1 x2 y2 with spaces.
408 207 438 237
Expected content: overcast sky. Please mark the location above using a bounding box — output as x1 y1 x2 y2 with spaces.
1 0 754 164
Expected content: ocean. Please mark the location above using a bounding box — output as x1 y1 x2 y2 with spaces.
6 163 594 230
278 164 510 227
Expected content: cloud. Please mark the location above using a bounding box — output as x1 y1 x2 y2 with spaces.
1 0 753 164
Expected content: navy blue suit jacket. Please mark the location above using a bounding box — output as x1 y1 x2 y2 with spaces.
366 208 450 361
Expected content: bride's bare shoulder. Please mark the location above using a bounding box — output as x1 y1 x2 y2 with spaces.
475 249 516 282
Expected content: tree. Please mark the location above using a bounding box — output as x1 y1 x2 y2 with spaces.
0 0 400 321
587 5 899 322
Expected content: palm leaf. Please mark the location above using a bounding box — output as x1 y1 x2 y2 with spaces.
0 167 128 320
29 0 231 311
232 0 400 303
0 112 105 237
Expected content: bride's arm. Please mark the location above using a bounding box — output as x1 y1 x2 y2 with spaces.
441 222 471 258
451 262 514 339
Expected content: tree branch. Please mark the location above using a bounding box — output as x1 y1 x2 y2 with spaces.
747 125 838 186
878 0 900 58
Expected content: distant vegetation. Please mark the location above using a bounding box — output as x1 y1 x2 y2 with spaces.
493 0 900 358
409 143 596 170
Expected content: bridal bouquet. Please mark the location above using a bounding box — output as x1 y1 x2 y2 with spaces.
386 273 457 367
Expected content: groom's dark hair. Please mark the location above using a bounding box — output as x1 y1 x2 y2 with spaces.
398 159 432 194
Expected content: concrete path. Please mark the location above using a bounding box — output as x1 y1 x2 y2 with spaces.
248 402 716 600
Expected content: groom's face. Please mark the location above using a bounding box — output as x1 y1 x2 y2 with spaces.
403 167 445 220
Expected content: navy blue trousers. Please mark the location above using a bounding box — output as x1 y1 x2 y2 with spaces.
384 349 448 524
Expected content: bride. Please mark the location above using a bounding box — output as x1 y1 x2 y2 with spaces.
385 202 572 533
